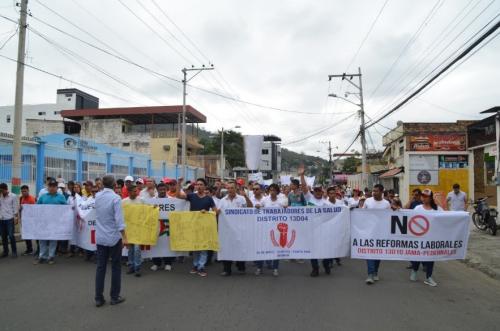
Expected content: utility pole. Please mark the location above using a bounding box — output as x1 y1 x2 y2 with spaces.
181 65 213 178
328 67 367 188
12 0 28 194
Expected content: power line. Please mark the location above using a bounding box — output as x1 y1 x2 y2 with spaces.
0 25 17 50
367 0 444 100
368 0 496 120
29 27 164 105
0 54 141 104
282 113 357 146
345 0 389 72
0 11 376 117
365 18 500 130
370 0 483 107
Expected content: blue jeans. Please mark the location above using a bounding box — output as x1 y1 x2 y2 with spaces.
39 240 57 260
256 260 279 269
193 251 207 270
95 240 122 301
0 218 17 255
411 261 434 278
366 259 381 275
127 245 142 272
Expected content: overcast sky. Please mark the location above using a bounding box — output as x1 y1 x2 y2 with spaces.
0 0 499 159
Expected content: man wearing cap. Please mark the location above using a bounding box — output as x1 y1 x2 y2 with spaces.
121 176 134 199
135 178 145 194
140 178 157 199
35 179 68 265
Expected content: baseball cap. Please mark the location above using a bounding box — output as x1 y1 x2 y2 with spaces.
136 178 144 184
313 184 323 191
124 175 134 182
421 188 433 196
57 182 66 189
48 179 58 187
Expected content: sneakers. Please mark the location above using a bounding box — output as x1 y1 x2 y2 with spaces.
220 271 231 277
22 250 33 256
189 267 198 274
365 274 375 284
255 268 262 276
110 296 126 306
324 266 331 275
272 269 279 277
33 258 46 265
126 268 135 275
410 270 418 282
372 274 380 281
48 258 55 265
197 269 207 277
310 269 319 277
134 272 141 278
424 277 438 287
150 265 159 272
164 265 172 271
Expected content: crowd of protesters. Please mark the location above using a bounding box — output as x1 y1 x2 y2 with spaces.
0 169 469 305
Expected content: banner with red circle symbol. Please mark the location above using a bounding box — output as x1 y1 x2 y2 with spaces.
351 209 470 261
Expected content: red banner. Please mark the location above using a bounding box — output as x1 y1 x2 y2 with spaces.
409 135 466 151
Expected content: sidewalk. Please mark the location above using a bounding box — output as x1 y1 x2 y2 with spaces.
463 225 500 280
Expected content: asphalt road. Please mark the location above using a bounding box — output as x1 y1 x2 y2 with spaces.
1 249 500 331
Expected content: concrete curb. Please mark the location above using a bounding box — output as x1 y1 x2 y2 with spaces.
461 254 500 280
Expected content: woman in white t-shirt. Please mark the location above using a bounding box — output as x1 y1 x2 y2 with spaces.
411 189 442 287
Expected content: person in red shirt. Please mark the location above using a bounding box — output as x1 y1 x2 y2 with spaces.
121 176 134 199
19 185 37 256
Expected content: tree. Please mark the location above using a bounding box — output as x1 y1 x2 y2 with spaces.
342 156 361 173
199 130 245 167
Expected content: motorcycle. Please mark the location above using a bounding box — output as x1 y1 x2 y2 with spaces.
472 197 497 236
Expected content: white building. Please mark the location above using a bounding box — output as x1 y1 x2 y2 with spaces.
0 88 98 136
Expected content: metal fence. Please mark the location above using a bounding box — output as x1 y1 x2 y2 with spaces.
0 136 203 193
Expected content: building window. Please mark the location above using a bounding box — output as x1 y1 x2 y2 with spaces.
262 149 269 155
122 142 130 147
6 115 10 123
54 111 61 115
38 112 46 116
399 146 404 156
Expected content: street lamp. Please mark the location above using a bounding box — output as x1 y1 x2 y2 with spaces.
221 125 241 180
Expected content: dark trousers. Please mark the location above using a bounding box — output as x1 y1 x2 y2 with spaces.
26 240 39 253
0 219 17 255
411 261 434 278
152 257 175 266
311 259 332 270
95 240 122 301
223 261 245 274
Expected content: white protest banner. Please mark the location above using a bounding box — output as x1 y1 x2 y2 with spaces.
122 198 188 258
263 179 273 186
249 172 264 184
21 205 74 240
72 202 96 251
305 176 315 188
244 135 264 170
350 209 470 261
218 206 350 261
280 175 291 185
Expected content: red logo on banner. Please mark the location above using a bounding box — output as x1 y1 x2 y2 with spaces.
270 223 296 248
408 215 430 236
